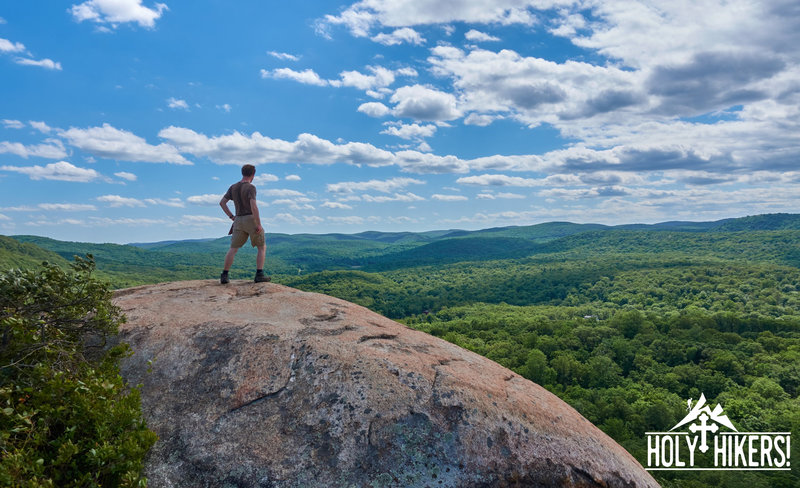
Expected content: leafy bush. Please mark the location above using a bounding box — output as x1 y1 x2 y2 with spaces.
0 256 156 487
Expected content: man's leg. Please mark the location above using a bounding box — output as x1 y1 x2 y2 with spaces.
220 247 239 284
224 247 239 270
256 244 266 270
254 244 270 282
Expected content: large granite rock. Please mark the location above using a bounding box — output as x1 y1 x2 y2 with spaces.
114 280 658 488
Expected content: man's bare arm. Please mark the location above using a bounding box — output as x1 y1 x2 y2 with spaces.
220 196 235 220
250 198 263 233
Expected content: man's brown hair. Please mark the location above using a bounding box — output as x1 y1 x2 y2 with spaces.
241 164 256 177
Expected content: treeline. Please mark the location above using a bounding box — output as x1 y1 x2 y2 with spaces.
283 254 800 320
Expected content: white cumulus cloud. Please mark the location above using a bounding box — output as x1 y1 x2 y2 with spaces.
167 97 189 110
97 194 147 207
14 58 62 70
88 217 167 226
457 174 546 187
476 192 525 199
1 119 25 129
427 45 643 128
187 194 223 205
464 113 499 126
95 196 186 209
181 215 229 225
272 197 315 211
144 197 184 208
327 177 424 194
29 121 53 133
253 173 280 185
464 29 500 42
262 189 306 197
358 102 391 117
60 123 191 164
331 65 395 92
38 203 97 211
328 216 365 225
267 51 300 61
70 0 168 29
432 193 468 201
0 38 25 53
274 212 302 225
380 121 437 140
322 201 353 209
396 67 418 78
371 27 426 46
0 161 101 182
262 68 329 86
114 171 137 181
390 85 462 121
361 192 425 203
158 126 396 167
321 0 537 36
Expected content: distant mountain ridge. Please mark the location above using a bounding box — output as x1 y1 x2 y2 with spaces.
4 213 799 286
121 213 800 250
127 237 217 249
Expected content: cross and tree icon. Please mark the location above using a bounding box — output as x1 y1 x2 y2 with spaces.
671 393 737 453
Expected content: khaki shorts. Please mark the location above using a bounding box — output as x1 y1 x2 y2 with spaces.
230 215 266 248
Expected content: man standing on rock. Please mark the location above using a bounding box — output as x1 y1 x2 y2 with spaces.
219 164 269 284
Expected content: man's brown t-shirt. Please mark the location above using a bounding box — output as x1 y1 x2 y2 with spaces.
224 182 257 216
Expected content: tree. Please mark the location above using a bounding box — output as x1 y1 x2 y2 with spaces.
0 256 156 487
520 349 555 386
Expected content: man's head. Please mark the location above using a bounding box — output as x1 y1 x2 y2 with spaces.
241 164 256 178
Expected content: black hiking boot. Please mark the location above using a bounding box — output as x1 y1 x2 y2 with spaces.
220 271 230 284
254 271 270 283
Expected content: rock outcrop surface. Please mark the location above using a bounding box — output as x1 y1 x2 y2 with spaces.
114 280 658 488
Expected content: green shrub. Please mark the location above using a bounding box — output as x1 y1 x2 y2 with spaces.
0 256 156 487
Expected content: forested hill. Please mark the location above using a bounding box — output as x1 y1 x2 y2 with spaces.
4 213 800 285
0 235 68 271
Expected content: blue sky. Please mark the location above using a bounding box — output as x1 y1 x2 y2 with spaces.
1 0 799 244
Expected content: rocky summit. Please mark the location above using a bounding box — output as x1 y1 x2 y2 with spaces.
113 280 658 488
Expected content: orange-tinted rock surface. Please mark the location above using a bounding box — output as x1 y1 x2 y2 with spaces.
114 280 658 488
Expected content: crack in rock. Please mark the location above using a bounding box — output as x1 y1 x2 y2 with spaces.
300 308 346 327
301 325 359 337
227 351 297 414
357 333 399 343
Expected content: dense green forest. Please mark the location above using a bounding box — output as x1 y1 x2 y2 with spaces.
401 286 799 487
2 213 799 487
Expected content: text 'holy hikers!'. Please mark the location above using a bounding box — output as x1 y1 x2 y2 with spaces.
646 393 791 471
